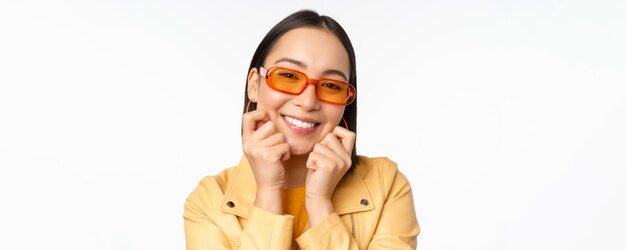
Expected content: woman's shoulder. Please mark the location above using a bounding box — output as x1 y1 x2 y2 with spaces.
354 155 399 177
191 165 239 194
354 155 411 192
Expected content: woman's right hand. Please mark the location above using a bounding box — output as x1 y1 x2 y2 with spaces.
242 110 289 214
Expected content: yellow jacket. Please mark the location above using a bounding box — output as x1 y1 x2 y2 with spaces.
183 155 420 249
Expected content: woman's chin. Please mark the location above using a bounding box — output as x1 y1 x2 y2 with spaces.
287 144 314 156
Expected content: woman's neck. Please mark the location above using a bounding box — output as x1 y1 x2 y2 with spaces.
282 154 309 188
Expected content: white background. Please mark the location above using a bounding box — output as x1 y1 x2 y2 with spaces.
1 0 625 249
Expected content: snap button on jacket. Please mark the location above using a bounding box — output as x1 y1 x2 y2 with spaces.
183 155 420 249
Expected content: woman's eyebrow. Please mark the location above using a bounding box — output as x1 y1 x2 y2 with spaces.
274 57 348 81
275 57 306 68
323 69 348 81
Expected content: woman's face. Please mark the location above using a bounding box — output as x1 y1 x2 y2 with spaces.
247 27 350 156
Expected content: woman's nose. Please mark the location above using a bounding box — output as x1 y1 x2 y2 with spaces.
292 84 321 111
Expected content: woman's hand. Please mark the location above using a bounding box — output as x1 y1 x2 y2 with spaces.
305 126 355 226
242 110 290 214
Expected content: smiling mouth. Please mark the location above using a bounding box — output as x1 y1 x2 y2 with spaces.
282 115 320 129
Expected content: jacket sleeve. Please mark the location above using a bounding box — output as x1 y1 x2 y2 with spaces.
295 212 359 249
295 165 420 249
183 177 295 250
367 171 420 248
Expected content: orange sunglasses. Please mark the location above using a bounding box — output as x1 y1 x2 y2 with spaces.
259 66 356 105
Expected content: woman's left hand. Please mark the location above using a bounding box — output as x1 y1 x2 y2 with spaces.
305 126 355 225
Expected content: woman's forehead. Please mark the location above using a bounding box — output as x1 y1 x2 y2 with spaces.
263 27 350 75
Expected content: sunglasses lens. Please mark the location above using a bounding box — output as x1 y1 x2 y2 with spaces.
317 80 353 104
269 68 306 93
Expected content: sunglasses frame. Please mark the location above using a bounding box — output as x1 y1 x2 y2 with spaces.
259 66 355 105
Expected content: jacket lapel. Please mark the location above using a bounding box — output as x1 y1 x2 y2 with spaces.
221 156 256 219
332 165 375 215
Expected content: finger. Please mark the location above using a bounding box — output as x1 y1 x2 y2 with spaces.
319 134 351 165
250 121 276 141
242 110 268 139
311 143 345 170
258 132 286 147
269 143 290 161
332 126 356 154
306 151 326 170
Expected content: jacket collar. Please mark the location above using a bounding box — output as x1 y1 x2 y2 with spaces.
221 155 374 218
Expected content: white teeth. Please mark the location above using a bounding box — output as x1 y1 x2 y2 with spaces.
285 116 316 129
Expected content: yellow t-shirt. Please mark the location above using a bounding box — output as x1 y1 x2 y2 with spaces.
283 187 309 244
